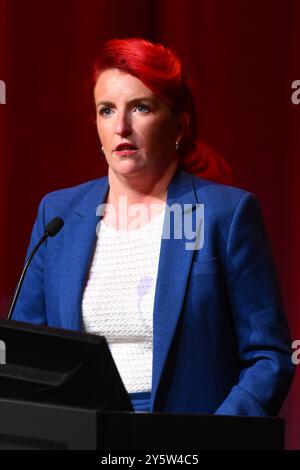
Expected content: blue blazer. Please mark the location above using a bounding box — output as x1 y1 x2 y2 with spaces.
12 171 294 416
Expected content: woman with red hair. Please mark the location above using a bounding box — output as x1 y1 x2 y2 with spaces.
93 37 232 185
12 38 294 416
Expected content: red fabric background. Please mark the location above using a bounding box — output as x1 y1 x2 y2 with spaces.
0 0 299 449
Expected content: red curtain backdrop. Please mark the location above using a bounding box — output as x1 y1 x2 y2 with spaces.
0 0 299 449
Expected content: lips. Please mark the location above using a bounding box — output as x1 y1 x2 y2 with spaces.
114 142 139 157
115 143 138 151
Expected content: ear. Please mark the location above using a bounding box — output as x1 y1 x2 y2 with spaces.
176 112 190 141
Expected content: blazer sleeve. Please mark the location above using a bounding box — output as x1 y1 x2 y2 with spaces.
215 192 295 416
11 196 47 325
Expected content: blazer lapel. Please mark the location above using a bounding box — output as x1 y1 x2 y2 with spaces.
151 171 201 409
59 178 109 330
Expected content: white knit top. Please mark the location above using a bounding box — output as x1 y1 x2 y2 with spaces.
81 208 165 393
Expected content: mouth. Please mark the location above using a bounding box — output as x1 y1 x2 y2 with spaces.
114 143 138 156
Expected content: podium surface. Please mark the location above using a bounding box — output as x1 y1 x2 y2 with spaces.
0 397 284 450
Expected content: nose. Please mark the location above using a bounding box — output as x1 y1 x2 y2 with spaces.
115 110 132 137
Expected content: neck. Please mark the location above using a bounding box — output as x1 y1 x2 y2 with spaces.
107 160 178 206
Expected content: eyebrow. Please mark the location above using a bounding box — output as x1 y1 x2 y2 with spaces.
96 97 156 108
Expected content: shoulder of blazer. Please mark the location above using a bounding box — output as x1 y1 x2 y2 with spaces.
42 176 107 205
186 172 260 218
187 172 250 205
182 172 261 243
39 176 109 219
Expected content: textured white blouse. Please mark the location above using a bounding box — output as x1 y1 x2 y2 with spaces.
82 208 165 393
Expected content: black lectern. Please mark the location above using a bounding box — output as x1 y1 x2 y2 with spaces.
0 398 284 450
0 319 133 411
0 320 285 450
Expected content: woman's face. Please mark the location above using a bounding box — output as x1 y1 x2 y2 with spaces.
94 68 181 179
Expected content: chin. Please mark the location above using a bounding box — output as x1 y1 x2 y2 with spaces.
114 160 146 176
120 168 145 179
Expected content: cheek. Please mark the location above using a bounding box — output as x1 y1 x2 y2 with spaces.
96 122 101 139
144 119 176 148
96 120 111 144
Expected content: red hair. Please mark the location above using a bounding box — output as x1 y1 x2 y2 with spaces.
93 38 232 185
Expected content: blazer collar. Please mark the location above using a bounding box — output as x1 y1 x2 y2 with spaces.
74 176 109 216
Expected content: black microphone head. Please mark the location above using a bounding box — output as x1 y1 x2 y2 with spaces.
44 217 64 237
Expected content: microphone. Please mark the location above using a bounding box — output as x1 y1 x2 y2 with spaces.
7 217 64 320
44 217 64 237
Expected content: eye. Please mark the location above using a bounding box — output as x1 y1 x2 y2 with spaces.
98 107 113 117
135 104 150 113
